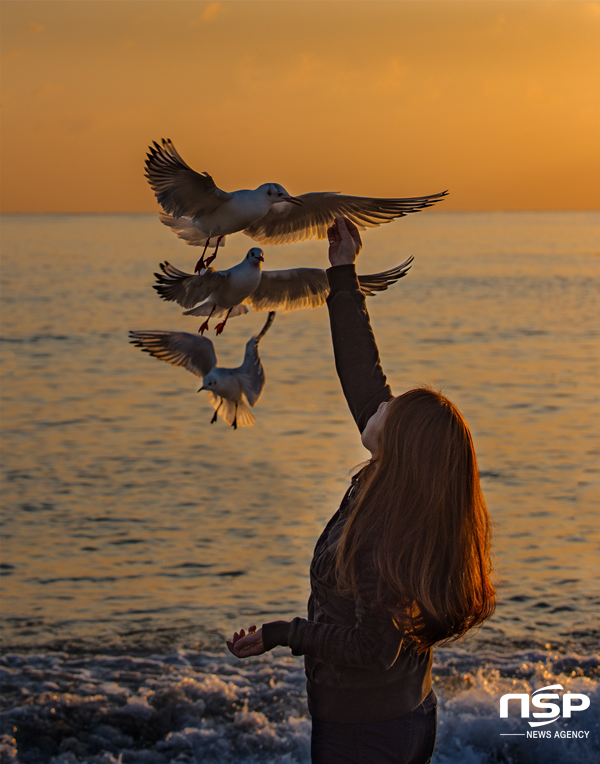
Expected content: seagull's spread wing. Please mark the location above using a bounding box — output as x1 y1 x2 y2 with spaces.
245 258 415 312
236 312 276 406
243 190 448 245
246 258 414 311
357 257 414 295
153 262 227 308
129 331 217 378
145 139 232 219
246 268 329 312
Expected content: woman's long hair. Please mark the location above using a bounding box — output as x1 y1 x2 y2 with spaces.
335 387 495 651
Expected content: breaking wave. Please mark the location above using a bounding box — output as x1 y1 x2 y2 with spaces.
1 644 598 763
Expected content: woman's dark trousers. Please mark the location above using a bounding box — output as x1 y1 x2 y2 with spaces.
311 691 437 764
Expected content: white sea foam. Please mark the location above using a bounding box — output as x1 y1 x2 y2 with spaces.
0 646 598 763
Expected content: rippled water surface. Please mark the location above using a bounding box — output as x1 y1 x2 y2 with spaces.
1 212 599 763
1 211 598 651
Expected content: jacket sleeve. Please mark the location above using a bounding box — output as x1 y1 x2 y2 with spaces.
326 264 393 433
262 574 403 671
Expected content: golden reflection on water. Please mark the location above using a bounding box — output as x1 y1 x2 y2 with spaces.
1 212 598 646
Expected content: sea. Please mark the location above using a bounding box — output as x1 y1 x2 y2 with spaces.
0 211 598 763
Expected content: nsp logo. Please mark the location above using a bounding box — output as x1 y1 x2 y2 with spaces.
500 683 590 727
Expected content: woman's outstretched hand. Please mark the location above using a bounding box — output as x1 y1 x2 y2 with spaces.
328 217 363 267
226 625 266 658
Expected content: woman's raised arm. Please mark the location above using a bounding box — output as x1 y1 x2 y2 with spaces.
326 218 393 433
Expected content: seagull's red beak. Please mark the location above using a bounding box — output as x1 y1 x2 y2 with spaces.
285 196 303 206
257 253 264 262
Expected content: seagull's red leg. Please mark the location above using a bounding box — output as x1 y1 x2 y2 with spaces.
203 236 223 269
194 240 211 273
198 305 216 334
214 307 233 336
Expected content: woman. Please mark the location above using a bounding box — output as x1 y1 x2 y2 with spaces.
227 217 495 764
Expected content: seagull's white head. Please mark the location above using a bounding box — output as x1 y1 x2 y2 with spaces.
199 371 218 392
258 183 303 206
246 247 265 265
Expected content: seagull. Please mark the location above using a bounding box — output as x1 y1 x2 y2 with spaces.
145 138 447 270
153 249 414 334
129 312 275 429
159 246 266 335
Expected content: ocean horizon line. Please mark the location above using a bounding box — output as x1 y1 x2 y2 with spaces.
1 208 599 216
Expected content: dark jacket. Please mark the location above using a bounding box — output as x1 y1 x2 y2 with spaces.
262 264 432 723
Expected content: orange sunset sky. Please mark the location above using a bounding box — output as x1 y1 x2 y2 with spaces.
1 0 599 213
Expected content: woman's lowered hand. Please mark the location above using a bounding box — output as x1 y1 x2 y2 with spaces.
328 217 362 267
226 625 266 658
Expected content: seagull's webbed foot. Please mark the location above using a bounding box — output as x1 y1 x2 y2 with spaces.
198 319 210 334
214 306 232 336
194 241 211 274
197 236 223 272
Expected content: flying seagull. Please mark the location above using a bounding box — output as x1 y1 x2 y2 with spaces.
145 138 447 270
129 312 275 429
153 249 414 335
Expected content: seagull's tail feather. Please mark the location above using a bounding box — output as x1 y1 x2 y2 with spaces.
208 393 256 428
159 213 227 249
184 304 249 319
233 399 256 428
